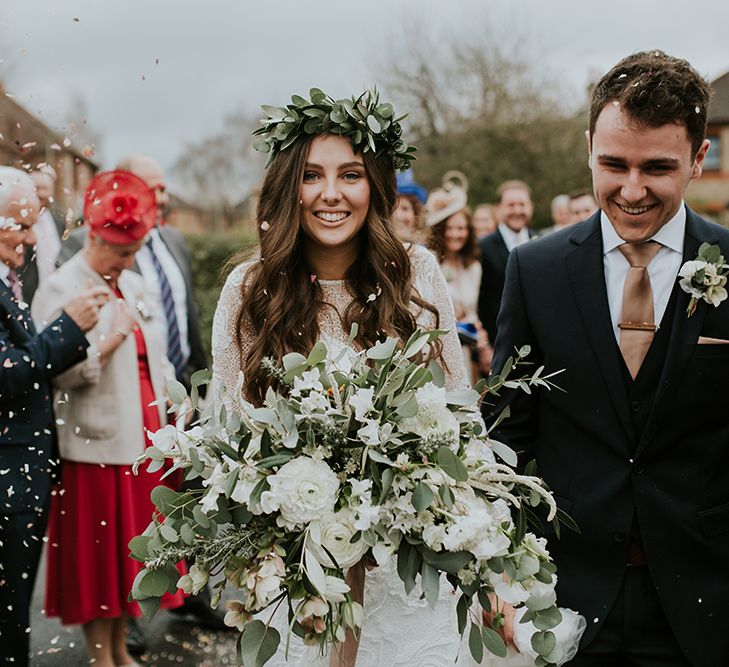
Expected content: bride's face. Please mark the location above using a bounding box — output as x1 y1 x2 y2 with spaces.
299 134 371 254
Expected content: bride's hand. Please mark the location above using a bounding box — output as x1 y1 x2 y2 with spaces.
329 560 366 667
482 593 516 649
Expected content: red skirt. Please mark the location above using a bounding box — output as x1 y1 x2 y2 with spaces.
45 327 186 625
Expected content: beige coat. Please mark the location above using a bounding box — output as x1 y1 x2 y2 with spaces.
31 252 175 465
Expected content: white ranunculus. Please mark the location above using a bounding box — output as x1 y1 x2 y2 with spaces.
307 508 369 569
349 387 375 422
398 382 460 444
260 457 340 529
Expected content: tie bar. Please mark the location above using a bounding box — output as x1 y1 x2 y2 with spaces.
618 321 656 332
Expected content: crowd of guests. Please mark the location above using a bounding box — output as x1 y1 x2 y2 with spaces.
0 157 224 667
393 168 597 385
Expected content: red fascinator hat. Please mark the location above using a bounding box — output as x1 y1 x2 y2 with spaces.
83 170 156 245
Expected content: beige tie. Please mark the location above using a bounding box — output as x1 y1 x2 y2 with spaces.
618 241 662 379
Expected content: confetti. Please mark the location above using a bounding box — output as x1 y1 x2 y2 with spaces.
260 220 270 231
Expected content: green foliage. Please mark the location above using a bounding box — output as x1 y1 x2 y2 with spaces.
185 231 258 359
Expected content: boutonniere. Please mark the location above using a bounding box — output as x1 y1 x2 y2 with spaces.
135 300 152 321
678 242 729 317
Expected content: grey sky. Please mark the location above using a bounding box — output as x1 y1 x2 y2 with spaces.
2 0 729 190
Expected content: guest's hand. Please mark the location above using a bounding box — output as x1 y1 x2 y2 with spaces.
482 593 516 648
110 298 136 337
63 287 109 332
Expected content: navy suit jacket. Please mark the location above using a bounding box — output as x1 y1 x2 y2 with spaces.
0 281 88 514
487 209 729 667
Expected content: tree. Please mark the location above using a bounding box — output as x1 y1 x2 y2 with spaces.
171 110 264 230
373 15 592 226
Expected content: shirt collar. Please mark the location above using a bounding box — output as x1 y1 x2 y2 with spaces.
600 202 686 255
498 223 530 250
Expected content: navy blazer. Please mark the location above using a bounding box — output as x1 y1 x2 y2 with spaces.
487 209 729 667
0 281 88 513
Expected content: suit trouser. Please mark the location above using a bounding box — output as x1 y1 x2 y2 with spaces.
568 565 692 667
0 506 48 667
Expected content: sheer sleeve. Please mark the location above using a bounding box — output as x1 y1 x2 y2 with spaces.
211 262 255 411
409 246 469 390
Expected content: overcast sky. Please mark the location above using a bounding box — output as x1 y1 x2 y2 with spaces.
2 0 729 191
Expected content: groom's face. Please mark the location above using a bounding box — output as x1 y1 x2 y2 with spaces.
588 103 710 243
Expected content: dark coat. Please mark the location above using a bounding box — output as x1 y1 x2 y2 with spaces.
486 209 729 667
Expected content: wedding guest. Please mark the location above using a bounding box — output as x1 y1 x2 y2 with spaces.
212 89 469 666
0 166 105 667
569 187 598 225
472 203 497 240
539 194 572 236
392 168 427 245
32 171 186 667
477 179 535 343
488 50 727 666
426 186 491 382
16 166 65 303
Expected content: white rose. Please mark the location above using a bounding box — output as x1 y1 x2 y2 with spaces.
307 508 370 569
260 457 339 529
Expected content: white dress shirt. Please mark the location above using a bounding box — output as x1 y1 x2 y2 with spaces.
0 260 11 288
34 209 62 282
135 227 191 362
498 223 531 252
602 205 685 342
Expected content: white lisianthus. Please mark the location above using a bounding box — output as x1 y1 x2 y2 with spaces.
200 462 228 514
307 508 370 569
291 368 324 397
299 391 331 416
230 464 265 514
243 552 286 611
149 424 179 453
260 457 339 529
523 533 551 561
357 419 380 446
323 338 359 375
371 530 400 568
348 478 380 531
296 596 329 643
178 425 205 456
398 382 459 444
492 572 557 610
349 387 375 422
223 600 250 631
177 563 209 595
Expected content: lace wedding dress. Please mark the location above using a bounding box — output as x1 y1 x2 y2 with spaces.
211 245 473 666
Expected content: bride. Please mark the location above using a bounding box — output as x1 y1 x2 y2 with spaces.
210 89 472 666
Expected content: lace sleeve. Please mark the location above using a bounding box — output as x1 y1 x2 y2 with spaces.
211 262 254 410
409 246 469 390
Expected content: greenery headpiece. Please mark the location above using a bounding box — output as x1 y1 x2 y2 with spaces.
252 88 416 171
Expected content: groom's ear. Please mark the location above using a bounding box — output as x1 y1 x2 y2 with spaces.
585 130 593 169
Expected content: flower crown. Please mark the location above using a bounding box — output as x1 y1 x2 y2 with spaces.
252 88 416 171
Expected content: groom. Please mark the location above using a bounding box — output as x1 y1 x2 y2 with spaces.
487 50 729 667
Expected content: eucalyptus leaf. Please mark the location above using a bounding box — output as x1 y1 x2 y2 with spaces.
411 482 434 513
531 630 556 658
469 622 484 663
239 619 281 667
482 626 507 657
457 594 469 635
421 562 440 608
159 524 179 543
436 446 468 482
128 535 150 562
165 378 188 405
138 568 171 598
420 548 472 574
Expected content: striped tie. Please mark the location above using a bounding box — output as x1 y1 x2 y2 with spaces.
145 237 186 379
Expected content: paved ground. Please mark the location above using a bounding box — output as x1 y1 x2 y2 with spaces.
29 547 240 666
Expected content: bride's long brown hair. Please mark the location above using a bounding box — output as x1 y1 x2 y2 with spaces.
236 135 440 405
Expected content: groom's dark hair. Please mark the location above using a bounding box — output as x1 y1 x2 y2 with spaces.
589 49 712 159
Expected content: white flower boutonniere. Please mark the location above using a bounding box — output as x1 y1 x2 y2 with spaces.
678 243 729 317
135 300 152 321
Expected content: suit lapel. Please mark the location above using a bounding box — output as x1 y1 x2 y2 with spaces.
565 214 636 445
636 209 717 455
0 279 35 336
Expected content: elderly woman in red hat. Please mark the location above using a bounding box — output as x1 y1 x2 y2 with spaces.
32 171 186 667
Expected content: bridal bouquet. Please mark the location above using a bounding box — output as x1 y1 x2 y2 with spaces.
129 328 582 666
